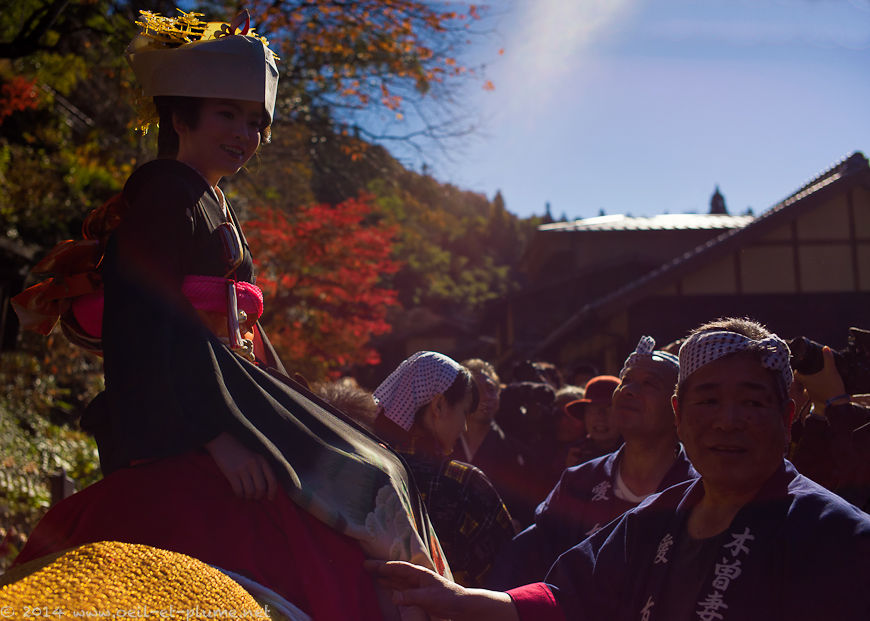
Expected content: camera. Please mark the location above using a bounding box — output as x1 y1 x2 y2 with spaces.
512 360 563 388
787 327 870 394
495 381 556 440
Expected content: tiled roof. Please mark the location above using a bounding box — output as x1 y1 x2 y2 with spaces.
529 151 870 356
539 213 754 232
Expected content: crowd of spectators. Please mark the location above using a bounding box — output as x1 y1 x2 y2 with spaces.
366 318 870 620
307 321 870 605
13 316 870 617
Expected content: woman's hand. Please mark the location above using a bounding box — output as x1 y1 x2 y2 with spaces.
205 432 278 501
365 560 517 621
196 309 254 344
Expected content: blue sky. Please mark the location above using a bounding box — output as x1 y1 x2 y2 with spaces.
422 0 870 220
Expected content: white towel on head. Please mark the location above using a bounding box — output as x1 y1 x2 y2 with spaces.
678 330 792 390
373 351 462 431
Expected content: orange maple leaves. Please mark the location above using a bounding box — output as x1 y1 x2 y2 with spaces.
245 194 401 378
246 0 486 111
0 76 39 124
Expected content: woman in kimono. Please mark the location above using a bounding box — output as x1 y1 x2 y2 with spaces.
372 352 516 588
13 11 446 619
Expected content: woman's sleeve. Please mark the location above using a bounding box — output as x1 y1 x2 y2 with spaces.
99 164 230 470
449 465 518 588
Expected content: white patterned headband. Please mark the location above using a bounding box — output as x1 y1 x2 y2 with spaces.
373 351 462 431
619 336 679 379
678 330 793 391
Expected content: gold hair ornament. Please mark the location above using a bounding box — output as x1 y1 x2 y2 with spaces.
133 9 277 58
129 8 278 134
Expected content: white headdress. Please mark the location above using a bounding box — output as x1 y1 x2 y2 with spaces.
126 9 279 124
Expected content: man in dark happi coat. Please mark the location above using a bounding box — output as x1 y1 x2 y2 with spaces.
487 338 698 589
370 318 870 621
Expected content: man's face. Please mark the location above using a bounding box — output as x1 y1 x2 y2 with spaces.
611 365 676 440
583 402 619 444
468 372 500 424
674 352 793 497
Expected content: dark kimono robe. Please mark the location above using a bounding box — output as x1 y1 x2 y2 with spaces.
17 160 444 619
790 402 870 512
487 445 697 589
508 461 870 621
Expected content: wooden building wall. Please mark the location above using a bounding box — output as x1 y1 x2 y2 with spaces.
551 183 870 374
675 185 870 297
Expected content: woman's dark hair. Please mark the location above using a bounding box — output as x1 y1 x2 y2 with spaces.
412 366 479 423
442 366 480 414
313 378 378 431
372 365 480 451
155 96 201 158
153 95 272 159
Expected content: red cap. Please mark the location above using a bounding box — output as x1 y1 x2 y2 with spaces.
564 375 620 418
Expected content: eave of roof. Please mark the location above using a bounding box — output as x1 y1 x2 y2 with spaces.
538 213 754 233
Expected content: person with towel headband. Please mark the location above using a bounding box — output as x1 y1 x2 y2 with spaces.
368 318 870 621
487 337 696 590
373 351 517 587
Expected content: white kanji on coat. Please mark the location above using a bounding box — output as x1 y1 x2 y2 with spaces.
711 558 742 591
640 595 655 621
585 523 602 537
653 533 674 564
696 591 728 621
724 527 754 557
591 480 611 501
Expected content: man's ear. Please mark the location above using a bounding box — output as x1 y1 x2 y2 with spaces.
672 394 681 427
782 399 796 429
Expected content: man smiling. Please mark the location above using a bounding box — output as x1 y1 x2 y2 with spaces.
487 338 696 590
370 318 870 621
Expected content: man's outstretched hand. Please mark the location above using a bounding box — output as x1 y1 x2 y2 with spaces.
365 560 518 621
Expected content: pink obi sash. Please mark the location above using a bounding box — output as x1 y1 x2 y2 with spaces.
71 276 264 338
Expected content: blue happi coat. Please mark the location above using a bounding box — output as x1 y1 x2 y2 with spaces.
545 460 870 621
486 445 698 589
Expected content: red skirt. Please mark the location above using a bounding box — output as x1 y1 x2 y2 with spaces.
14 452 382 620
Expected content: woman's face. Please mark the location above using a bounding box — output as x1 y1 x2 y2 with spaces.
175 98 262 186
429 391 474 453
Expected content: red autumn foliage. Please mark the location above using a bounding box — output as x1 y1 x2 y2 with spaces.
0 76 39 123
245 194 400 380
